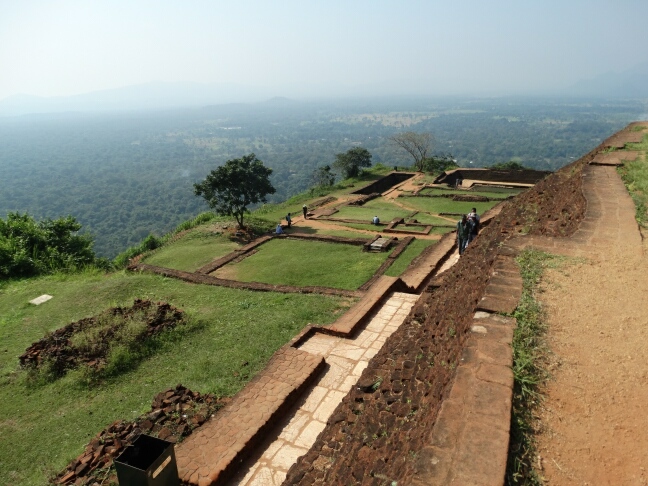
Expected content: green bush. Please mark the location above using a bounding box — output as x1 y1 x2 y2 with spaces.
0 212 99 278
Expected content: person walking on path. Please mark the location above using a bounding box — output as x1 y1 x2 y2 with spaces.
467 207 480 244
456 214 471 255
302 204 308 219
286 212 292 228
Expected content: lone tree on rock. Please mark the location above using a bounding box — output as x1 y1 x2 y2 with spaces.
194 153 275 229
389 131 434 172
333 147 372 178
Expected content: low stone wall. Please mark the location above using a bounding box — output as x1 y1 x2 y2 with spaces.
351 172 416 196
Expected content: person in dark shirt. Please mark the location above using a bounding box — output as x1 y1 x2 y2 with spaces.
457 214 471 255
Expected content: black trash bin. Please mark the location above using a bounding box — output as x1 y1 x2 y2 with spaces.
115 434 180 486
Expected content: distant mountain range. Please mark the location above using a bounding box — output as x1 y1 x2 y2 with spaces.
0 82 274 117
566 61 648 98
1 63 647 117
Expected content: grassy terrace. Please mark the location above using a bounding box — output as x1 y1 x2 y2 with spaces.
142 225 239 272
214 238 389 289
0 271 351 484
398 196 497 215
334 199 413 222
0 165 530 484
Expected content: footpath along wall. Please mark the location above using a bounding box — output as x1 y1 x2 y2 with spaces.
283 128 615 484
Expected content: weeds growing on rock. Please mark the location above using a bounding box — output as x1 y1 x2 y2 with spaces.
506 249 558 485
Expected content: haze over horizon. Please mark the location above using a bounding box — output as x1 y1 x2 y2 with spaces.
2 0 648 105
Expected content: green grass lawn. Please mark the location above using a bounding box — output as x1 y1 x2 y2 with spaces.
409 173 438 185
217 238 390 289
385 239 436 277
398 196 497 215
618 139 648 227
418 188 463 196
334 201 411 223
429 225 456 235
338 222 384 233
0 270 351 485
286 226 371 239
405 213 455 225
142 227 240 271
391 224 429 233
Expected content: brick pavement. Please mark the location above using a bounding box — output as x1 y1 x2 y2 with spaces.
229 292 419 486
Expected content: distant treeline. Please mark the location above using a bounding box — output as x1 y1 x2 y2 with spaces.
0 97 642 257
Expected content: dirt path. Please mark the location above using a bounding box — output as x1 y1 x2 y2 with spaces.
530 166 648 485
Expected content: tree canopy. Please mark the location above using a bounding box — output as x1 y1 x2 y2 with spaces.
422 154 459 174
487 161 528 170
194 153 276 229
0 213 99 278
312 165 336 187
333 147 372 178
389 132 434 172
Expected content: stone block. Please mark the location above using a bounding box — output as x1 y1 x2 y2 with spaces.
412 446 453 484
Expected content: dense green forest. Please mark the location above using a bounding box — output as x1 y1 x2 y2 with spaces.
0 96 644 257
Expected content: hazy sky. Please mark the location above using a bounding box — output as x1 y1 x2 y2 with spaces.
2 0 647 100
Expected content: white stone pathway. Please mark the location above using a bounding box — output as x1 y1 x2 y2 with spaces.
231 292 419 485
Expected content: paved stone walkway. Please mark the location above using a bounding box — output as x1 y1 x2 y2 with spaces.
230 292 419 485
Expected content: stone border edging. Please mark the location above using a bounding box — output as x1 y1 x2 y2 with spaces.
129 263 363 298
399 232 458 292
358 237 414 291
175 347 326 485
590 150 640 166
196 233 370 275
196 235 273 274
411 249 521 485
411 312 516 485
602 130 644 149
323 275 408 336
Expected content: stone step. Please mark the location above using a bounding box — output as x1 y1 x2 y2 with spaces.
175 347 325 486
325 275 405 336
400 233 457 292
